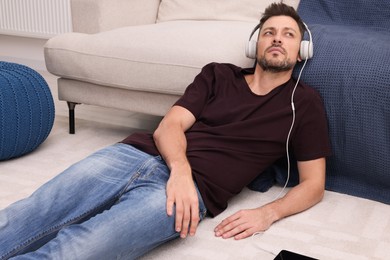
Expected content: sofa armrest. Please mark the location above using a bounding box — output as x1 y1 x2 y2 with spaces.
71 0 160 34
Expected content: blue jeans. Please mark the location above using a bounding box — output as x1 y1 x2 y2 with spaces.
0 144 207 259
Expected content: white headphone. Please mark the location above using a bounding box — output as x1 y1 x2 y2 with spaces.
245 22 313 60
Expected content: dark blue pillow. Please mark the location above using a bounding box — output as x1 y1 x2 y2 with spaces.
298 0 390 29
248 156 299 193
292 24 390 204
249 0 390 205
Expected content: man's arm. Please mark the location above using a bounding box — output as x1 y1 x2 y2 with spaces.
214 157 326 240
153 105 199 238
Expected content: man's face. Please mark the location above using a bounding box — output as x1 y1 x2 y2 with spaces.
257 15 302 73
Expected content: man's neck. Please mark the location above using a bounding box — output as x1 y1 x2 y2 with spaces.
246 65 292 96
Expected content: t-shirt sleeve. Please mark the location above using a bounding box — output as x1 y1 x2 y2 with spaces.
174 63 217 119
292 89 332 161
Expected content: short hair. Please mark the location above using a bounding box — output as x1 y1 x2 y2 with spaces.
259 2 305 40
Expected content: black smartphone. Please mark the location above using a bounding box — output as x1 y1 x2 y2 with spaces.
274 250 318 260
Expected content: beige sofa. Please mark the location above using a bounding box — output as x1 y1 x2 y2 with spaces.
44 0 298 133
43 1 390 259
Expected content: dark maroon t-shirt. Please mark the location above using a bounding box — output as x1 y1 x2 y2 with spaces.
122 63 331 216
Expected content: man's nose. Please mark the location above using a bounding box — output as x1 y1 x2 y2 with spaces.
273 38 282 45
273 32 282 44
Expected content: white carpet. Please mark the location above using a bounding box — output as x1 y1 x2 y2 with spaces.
1 116 390 260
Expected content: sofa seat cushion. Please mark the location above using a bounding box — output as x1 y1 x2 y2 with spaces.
44 21 256 96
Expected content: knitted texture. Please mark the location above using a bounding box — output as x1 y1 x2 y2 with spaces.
297 0 390 29
293 0 390 204
0 62 55 160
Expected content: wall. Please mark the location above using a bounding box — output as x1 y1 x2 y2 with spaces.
0 0 72 39
0 34 47 70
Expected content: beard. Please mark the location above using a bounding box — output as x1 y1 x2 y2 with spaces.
257 55 295 73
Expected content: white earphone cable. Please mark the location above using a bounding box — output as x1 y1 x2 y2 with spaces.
253 58 309 258
272 57 309 202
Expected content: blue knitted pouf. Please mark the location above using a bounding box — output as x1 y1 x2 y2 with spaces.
0 62 55 160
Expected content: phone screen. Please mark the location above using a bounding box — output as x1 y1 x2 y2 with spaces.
273 250 318 260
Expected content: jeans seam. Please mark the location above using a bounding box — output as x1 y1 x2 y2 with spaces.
115 156 155 200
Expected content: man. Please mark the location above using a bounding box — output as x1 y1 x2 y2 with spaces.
0 3 331 259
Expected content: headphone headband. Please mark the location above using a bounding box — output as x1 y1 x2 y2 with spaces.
248 23 260 41
245 21 313 60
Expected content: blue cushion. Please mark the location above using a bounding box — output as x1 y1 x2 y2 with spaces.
248 156 299 193
0 62 55 160
291 24 390 204
290 0 390 204
297 0 390 29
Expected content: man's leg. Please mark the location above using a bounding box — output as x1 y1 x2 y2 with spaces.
12 151 207 259
0 143 155 259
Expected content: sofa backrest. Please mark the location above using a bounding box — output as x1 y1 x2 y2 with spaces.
157 0 300 23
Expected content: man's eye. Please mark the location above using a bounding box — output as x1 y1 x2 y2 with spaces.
264 31 273 36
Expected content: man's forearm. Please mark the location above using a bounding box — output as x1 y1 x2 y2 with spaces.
263 178 325 224
153 106 195 172
266 158 326 222
153 123 190 172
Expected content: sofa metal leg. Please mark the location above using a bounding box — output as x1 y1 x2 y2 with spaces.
67 102 78 134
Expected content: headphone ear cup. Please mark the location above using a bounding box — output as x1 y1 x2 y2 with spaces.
245 40 258 59
300 40 313 60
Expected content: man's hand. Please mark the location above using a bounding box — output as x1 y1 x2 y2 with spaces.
214 207 276 240
166 166 200 238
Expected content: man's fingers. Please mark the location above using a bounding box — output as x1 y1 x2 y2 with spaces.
179 204 191 238
173 197 200 238
214 209 268 240
215 220 241 237
189 200 200 236
214 212 240 234
179 198 200 238
166 179 200 238
233 227 257 240
166 195 175 216
214 211 249 238
175 201 184 233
